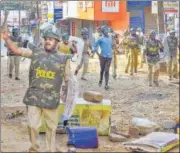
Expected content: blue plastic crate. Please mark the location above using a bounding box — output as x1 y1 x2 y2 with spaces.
66 127 99 149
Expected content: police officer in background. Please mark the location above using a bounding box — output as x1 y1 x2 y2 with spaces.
2 23 74 152
164 29 179 80
125 28 140 75
109 27 120 79
144 30 164 87
136 27 146 68
58 33 77 55
6 28 23 80
75 27 92 80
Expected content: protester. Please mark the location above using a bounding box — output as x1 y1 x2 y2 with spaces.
92 25 113 90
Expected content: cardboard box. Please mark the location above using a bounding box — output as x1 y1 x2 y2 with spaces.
39 98 111 136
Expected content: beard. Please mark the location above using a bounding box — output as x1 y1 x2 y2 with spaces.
44 43 56 52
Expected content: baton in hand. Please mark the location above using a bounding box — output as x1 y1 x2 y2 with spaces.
1 10 9 29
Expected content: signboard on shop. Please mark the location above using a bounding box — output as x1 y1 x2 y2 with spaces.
78 1 93 12
151 1 158 14
102 1 119 12
164 1 179 14
54 1 63 22
152 1 179 14
47 1 54 22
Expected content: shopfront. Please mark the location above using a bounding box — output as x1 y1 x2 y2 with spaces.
75 1 129 37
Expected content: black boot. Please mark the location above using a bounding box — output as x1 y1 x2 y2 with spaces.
99 80 102 87
74 70 78 76
105 85 109 90
9 74 12 79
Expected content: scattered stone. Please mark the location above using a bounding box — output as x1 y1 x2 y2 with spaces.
162 120 176 129
104 145 112 148
110 124 130 138
129 126 140 138
56 147 68 153
68 148 76 153
132 117 160 135
109 133 127 142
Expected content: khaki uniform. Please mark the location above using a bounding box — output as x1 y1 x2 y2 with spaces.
76 39 91 79
125 35 140 75
9 56 20 77
145 39 163 86
23 43 72 152
137 33 145 68
58 42 77 55
165 36 179 79
7 36 22 77
111 34 119 78
27 106 58 152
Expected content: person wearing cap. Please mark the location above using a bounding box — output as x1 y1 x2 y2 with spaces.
92 26 102 57
2 23 76 152
109 27 120 79
144 30 164 86
92 25 113 90
125 28 140 75
121 28 130 60
93 26 102 43
136 27 146 68
5 28 23 80
163 29 179 80
58 33 77 55
74 27 92 80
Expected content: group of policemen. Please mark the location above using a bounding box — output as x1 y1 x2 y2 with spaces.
7 25 179 88
121 27 179 86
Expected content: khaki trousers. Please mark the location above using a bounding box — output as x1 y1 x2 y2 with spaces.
125 48 139 75
9 56 20 77
27 106 58 152
168 56 178 79
148 64 160 86
76 54 89 78
112 50 118 77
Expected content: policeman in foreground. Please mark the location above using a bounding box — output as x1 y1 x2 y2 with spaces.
2 23 75 152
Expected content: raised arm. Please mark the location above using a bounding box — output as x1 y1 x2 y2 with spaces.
2 29 32 58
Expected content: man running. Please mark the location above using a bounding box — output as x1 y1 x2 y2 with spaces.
92 25 113 90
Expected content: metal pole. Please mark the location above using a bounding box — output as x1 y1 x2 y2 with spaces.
19 0 21 34
157 1 165 34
